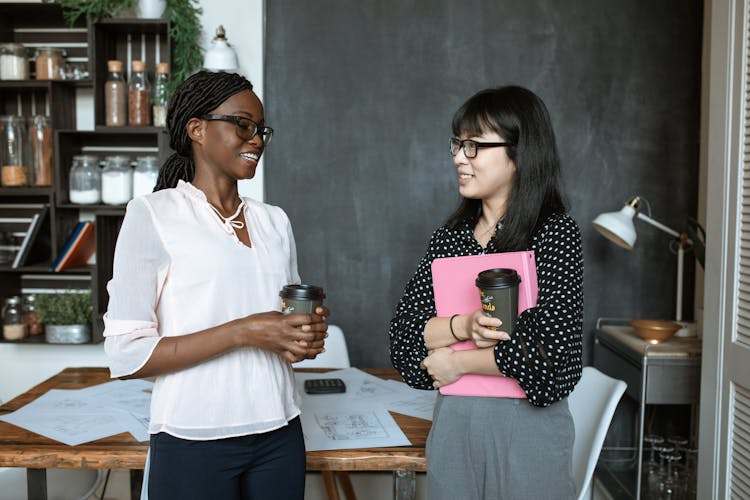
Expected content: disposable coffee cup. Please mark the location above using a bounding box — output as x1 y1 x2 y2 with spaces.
279 284 326 314
475 268 520 334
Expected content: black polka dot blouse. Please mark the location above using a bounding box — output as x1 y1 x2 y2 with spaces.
389 213 583 407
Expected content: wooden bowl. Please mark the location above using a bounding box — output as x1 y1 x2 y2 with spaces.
629 319 681 343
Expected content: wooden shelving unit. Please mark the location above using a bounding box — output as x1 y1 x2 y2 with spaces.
0 3 172 344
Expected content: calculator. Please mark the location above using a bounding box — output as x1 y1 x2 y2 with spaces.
303 378 346 394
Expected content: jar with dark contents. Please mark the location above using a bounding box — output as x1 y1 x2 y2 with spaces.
128 60 151 126
22 294 43 336
35 47 65 80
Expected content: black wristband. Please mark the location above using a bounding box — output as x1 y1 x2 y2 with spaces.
449 314 461 341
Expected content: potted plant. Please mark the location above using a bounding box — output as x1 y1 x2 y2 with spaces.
36 292 93 344
55 0 203 87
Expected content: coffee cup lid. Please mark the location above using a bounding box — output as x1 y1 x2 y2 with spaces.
475 268 521 289
279 284 326 300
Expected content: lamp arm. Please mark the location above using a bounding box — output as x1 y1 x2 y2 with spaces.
635 212 688 321
636 212 681 239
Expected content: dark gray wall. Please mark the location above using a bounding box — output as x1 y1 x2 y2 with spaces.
264 0 702 368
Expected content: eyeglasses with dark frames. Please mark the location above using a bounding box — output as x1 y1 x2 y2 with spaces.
202 114 274 145
450 138 514 159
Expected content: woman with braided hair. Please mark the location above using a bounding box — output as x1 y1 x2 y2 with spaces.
103 71 328 499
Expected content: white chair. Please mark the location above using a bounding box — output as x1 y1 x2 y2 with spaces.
567 366 627 500
294 324 351 369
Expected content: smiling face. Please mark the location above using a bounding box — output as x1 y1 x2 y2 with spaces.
453 130 517 207
191 89 266 181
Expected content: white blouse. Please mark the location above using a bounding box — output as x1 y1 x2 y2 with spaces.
103 180 301 440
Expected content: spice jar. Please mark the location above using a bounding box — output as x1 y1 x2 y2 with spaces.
105 60 127 126
152 62 169 127
29 115 53 186
101 155 133 204
35 47 65 80
22 294 43 336
69 155 101 204
0 43 28 80
128 60 151 126
133 156 159 197
2 296 27 341
1 115 29 187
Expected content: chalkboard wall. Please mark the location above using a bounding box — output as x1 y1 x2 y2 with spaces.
264 0 702 368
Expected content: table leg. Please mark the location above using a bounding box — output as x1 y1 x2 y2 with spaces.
392 470 415 500
27 468 47 500
636 356 648 500
130 469 144 500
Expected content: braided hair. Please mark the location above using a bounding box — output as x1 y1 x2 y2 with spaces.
154 71 254 191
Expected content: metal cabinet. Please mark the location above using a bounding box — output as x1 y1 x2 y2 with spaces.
593 319 701 499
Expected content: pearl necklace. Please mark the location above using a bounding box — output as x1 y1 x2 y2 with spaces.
208 200 246 235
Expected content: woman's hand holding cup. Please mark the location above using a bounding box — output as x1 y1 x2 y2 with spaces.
466 310 510 348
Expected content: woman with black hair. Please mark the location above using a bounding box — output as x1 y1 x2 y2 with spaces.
103 71 328 499
389 86 583 499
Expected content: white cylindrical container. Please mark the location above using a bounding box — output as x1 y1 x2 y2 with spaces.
0 43 28 80
101 155 133 205
69 155 101 204
133 156 159 197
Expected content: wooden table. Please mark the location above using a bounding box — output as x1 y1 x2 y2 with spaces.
0 367 430 500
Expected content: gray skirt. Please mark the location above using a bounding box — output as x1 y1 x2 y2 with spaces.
426 394 575 500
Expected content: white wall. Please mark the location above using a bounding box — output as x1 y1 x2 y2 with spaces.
0 0 265 403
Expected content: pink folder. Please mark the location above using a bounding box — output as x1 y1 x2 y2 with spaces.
431 251 538 397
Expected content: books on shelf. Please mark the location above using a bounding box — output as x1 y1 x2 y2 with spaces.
0 203 50 268
52 221 95 272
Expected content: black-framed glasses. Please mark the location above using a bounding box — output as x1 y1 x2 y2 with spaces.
202 114 274 145
449 138 514 159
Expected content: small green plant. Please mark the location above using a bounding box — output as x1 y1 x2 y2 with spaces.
36 292 93 325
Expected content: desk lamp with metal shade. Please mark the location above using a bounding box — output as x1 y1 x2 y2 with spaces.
592 196 694 341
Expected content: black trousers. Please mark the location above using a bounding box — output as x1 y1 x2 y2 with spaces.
148 417 305 500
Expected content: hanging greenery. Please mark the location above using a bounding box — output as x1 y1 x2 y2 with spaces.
55 0 203 88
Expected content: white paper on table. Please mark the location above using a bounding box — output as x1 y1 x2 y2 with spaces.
299 396 411 451
0 408 128 446
381 380 437 421
0 379 153 445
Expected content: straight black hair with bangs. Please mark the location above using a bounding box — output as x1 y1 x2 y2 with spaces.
445 86 567 251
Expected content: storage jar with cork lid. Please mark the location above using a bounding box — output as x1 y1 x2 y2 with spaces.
28 115 52 186
0 115 29 187
128 60 151 126
105 59 127 126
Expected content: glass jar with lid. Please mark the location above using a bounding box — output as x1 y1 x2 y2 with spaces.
133 156 159 197
22 294 43 336
128 60 151 126
101 155 133 204
35 47 65 80
29 115 53 186
69 155 101 204
0 43 29 80
2 296 27 341
104 60 127 126
1 115 29 187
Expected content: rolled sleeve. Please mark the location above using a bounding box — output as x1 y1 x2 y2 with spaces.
104 197 170 378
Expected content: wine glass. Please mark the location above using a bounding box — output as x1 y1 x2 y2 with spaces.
643 435 664 498
657 450 682 499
